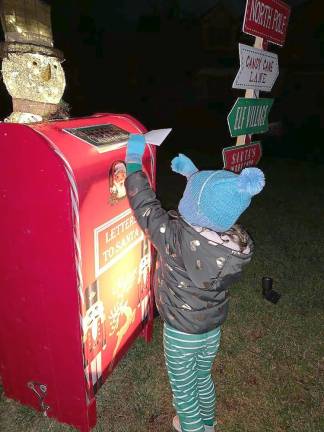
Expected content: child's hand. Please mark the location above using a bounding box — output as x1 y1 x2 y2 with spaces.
126 134 146 164
171 153 198 178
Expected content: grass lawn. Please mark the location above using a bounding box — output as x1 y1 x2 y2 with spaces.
1 157 323 432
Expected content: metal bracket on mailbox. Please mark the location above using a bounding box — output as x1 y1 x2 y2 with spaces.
27 381 50 416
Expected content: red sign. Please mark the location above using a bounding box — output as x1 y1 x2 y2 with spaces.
223 142 262 173
243 0 291 46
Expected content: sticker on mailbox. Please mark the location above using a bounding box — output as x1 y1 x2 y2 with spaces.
94 208 144 277
64 124 130 153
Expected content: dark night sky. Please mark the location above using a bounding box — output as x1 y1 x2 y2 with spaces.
1 0 322 162
64 0 308 29
40 0 309 31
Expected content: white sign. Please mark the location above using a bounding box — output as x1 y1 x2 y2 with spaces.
144 128 172 146
232 44 279 92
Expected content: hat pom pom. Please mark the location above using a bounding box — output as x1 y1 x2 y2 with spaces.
237 167 265 196
171 154 198 178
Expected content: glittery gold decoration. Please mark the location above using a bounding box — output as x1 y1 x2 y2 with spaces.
1 0 53 48
0 0 66 123
2 53 65 103
0 42 63 61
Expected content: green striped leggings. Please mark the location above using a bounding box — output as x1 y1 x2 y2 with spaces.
163 323 221 432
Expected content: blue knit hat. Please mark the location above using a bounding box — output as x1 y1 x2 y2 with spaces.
171 154 265 232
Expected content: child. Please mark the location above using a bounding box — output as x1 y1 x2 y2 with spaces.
125 134 265 432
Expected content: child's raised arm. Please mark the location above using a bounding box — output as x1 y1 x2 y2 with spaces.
125 134 170 254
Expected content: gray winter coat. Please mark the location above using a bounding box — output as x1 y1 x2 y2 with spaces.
125 170 254 334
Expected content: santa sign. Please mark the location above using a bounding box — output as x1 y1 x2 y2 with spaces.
233 43 279 92
223 142 262 173
243 0 291 46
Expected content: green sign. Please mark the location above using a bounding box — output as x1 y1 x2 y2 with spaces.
227 97 274 137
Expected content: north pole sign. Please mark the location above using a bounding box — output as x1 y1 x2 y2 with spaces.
227 97 273 137
223 142 262 173
243 0 291 46
233 44 279 92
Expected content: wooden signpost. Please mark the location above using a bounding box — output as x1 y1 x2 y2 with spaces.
232 44 279 92
223 0 291 171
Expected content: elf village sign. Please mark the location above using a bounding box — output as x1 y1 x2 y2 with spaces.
227 97 274 137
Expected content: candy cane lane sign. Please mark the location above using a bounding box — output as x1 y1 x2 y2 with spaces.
233 44 279 92
223 142 262 173
243 0 291 46
227 97 274 137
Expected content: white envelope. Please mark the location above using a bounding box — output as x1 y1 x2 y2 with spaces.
144 128 172 146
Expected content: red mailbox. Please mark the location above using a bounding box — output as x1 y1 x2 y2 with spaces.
0 113 156 431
